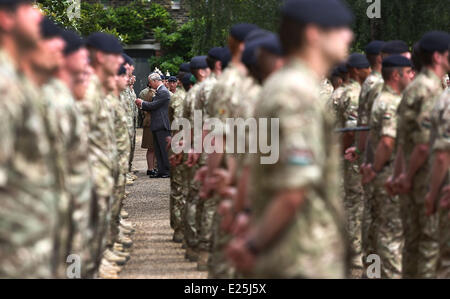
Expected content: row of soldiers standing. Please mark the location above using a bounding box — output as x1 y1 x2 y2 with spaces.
168 0 450 279
0 0 140 279
326 31 450 277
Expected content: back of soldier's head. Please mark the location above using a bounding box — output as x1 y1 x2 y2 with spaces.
279 0 353 58
417 31 450 68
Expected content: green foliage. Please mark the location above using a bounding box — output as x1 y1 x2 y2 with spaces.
150 21 195 75
187 0 450 55
36 0 178 44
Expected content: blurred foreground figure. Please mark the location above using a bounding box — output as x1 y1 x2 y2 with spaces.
226 0 354 278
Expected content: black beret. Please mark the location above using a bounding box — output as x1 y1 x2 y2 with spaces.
161 75 167 80
181 73 193 85
337 63 348 74
347 53 370 69
179 62 191 73
230 23 259 42
259 33 284 56
117 64 127 76
122 53 135 66
419 31 450 53
208 47 224 60
190 56 208 70
221 47 232 69
40 17 62 39
331 67 341 78
382 55 413 68
381 40 409 54
168 76 177 83
282 0 354 28
242 30 271 66
365 40 385 55
0 0 33 7
61 30 85 56
86 32 123 54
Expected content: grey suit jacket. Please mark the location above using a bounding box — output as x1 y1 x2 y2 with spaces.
141 85 171 132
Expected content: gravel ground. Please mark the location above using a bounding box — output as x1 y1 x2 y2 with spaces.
119 129 207 279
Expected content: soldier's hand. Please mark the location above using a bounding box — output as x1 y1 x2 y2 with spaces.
218 199 234 232
361 164 376 185
396 173 412 194
440 185 450 210
344 146 359 162
194 166 208 184
425 192 437 216
211 168 232 193
226 237 256 274
385 175 397 196
135 98 143 108
185 149 195 167
231 212 251 237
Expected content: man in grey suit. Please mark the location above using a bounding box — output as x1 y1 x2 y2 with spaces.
135 73 171 178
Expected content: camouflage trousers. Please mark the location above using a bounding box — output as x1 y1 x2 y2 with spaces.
106 173 125 249
437 205 450 278
361 182 374 274
208 197 235 279
183 163 201 249
197 191 220 252
366 169 404 278
343 160 364 270
170 163 185 234
128 122 136 172
88 193 111 275
401 181 439 278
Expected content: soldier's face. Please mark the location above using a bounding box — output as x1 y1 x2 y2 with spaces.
30 36 66 73
168 81 177 91
11 5 42 50
103 53 124 76
65 48 89 76
319 27 353 64
399 67 414 90
116 74 128 92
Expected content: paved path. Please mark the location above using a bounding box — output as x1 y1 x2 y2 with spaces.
119 129 207 279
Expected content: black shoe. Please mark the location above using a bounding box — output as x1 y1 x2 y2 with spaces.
147 169 157 176
149 172 160 178
159 174 170 179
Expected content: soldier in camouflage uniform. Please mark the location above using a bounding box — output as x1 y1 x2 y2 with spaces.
33 24 95 278
226 0 353 278
330 64 349 122
0 2 58 278
168 74 186 243
210 33 284 279
392 31 449 278
181 56 211 262
337 53 371 275
203 23 259 278
190 48 228 270
361 55 414 278
78 32 123 278
100 69 133 276
428 85 450 278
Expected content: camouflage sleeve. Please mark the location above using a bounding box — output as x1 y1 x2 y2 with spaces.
411 92 433 145
380 100 399 139
432 92 450 151
0 103 13 187
271 89 323 190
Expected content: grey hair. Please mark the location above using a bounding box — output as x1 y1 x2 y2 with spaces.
148 73 162 81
